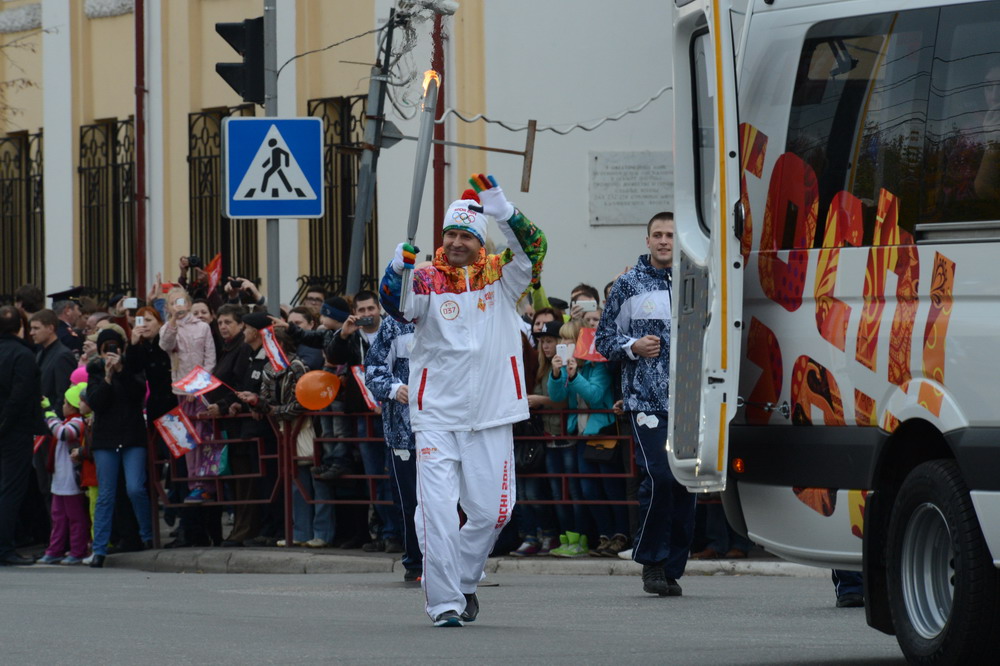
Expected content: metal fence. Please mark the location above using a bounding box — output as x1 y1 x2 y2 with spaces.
0 131 43 303
145 407 639 548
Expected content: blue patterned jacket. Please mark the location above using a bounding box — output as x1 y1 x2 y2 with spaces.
364 317 415 450
595 254 672 413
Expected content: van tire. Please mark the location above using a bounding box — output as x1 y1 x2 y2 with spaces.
886 459 1000 664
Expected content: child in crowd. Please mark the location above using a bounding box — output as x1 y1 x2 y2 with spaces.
37 384 91 565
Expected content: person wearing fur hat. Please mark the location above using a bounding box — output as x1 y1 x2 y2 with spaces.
379 173 547 627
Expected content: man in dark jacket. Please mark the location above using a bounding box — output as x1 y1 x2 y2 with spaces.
0 305 44 565
27 309 78 535
328 291 400 552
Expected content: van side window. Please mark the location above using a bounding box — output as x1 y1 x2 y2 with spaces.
786 11 937 248
785 4 1000 246
923 2 1000 226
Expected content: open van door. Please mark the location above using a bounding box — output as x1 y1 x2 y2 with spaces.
668 0 743 492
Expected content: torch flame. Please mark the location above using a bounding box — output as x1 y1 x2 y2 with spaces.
422 69 440 96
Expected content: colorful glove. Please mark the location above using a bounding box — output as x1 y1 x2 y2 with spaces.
391 242 419 274
470 173 515 222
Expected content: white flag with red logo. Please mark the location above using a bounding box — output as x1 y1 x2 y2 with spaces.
262 326 290 372
171 365 222 396
351 365 379 411
153 406 201 458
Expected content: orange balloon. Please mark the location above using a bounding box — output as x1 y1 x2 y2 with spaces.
295 370 341 410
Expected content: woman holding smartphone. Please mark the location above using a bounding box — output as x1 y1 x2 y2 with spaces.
85 327 154 567
159 286 218 503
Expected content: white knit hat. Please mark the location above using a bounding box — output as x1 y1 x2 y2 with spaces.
442 199 487 246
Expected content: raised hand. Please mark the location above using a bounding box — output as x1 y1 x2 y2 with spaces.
469 174 514 222
391 242 419 274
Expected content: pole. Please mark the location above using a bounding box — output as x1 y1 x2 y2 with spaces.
432 14 445 249
264 0 280 314
398 73 438 314
345 10 396 296
134 0 147 297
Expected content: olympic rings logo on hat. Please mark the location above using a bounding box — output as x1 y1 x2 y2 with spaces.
452 211 474 223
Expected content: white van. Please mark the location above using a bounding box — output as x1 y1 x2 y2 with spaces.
671 0 1000 662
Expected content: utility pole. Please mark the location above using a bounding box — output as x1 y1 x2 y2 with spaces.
345 9 397 296
263 0 280 313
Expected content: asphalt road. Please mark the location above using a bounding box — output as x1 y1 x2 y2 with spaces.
1 568 905 665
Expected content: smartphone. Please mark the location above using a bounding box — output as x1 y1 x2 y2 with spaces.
176 297 186 306
123 297 138 309
105 343 120 355
135 315 146 327
576 300 597 312
356 316 376 327
556 343 573 364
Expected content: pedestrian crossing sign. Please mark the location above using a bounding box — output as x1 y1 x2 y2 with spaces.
222 117 324 219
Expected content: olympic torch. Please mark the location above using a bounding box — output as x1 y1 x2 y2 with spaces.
398 70 440 315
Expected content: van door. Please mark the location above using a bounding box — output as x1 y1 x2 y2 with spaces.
668 0 743 492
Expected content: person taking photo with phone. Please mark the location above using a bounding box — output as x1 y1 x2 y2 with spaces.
84 327 153 567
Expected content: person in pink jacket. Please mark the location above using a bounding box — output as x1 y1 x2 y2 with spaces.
159 287 218 503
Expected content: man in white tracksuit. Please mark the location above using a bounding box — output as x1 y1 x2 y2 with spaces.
379 173 547 626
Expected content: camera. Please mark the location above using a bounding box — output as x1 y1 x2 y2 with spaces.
576 300 598 312
105 343 120 355
186 255 203 269
123 297 138 310
356 316 376 327
228 278 243 292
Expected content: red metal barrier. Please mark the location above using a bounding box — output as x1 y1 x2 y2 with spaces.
147 406 642 547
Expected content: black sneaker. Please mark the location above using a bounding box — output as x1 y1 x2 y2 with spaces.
836 593 864 608
362 539 385 553
403 568 422 583
642 564 670 596
384 538 404 554
461 592 479 623
432 610 463 627
665 577 683 597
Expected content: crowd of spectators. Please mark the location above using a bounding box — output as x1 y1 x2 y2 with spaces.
0 255 750 570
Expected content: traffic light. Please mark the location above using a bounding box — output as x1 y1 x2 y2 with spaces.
215 17 265 105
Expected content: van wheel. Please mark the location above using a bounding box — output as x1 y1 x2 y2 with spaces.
886 459 1000 664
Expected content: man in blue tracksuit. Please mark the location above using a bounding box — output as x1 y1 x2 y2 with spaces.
365 316 422 583
595 211 695 597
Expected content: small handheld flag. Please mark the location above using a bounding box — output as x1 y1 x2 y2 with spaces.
172 365 223 396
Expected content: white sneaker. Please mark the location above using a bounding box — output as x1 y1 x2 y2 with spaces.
305 538 328 548
82 553 95 565
276 539 305 547
617 548 633 560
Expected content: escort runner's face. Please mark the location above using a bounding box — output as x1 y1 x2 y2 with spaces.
646 218 675 269
443 228 482 268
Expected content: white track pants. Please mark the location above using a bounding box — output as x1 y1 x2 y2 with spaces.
414 426 515 619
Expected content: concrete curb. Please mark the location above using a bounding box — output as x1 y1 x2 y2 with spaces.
105 549 826 578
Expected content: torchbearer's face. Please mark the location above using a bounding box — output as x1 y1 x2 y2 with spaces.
443 229 481 267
